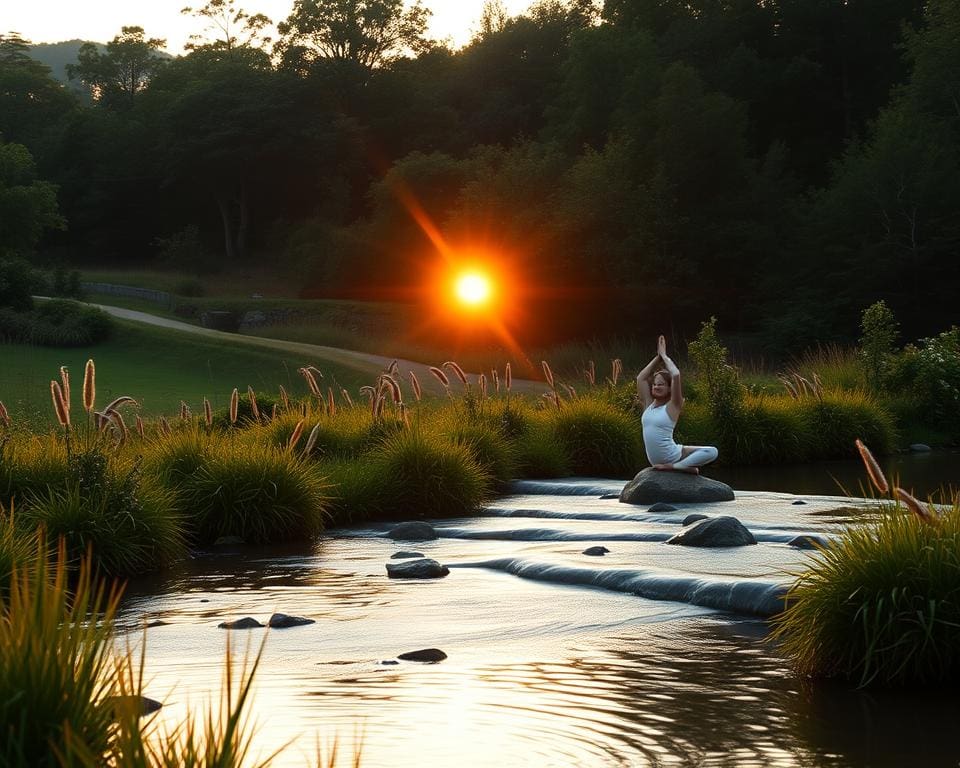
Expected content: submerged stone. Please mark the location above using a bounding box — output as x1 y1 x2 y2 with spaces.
620 468 735 505
398 648 447 662
666 516 756 547
582 546 610 556
791 500 807 505
217 617 263 629
910 443 932 452
788 534 829 550
387 521 439 541
385 558 449 579
681 513 708 526
268 613 315 628
391 550 425 559
647 502 678 513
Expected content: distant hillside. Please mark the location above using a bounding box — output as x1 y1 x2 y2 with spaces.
28 39 102 85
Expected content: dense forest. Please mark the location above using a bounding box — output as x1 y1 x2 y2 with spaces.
1 0 958 349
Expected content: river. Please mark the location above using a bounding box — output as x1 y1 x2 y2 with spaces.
119 454 959 767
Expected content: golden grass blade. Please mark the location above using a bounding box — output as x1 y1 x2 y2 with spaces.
82 359 96 413
327 387 336 416
505 363 512 392
492 368 499 393
541 360 554 389
894 487 938 524
248 386 260 422
135 414 145 438
278 384 290 410
855 438 889 494
0 400 9 428
341 388 353 407
428 366 450 388
287 419 305 452
229 388 239 424
303 423 321 456
408 371 422 402
443 361 468 386
59 366 70 412
203 397 213 428
50 381 69 427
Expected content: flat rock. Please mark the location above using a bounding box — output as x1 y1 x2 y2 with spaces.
217 617 263 629
647 502 678 512
385 558 449 579
387 522 439 541
681 513 708 526
791 500 807 505
910 443 932 452
666 516 756 547
788 534 830 550
267 613 315 628
391 550 425 559
620 468 734 505
582 546 610 556
397 648 447 662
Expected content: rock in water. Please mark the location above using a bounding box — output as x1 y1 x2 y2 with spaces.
582 546 610 556
267 613 315 628
390 550 425 559
387 521 439 541
681 513 708 526
397 648 447 662
385 558 449 579
666 516 756 547
647 502 678 513
217 617 263 629
619 468 735 505
788 534 829 550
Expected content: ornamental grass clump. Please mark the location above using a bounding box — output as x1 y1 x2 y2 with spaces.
0 503 34 596
177 442 328 545
773 440 960 687
429 413 517 489
549 396 644 478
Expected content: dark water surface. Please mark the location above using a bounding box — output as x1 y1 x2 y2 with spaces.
120 464 960 767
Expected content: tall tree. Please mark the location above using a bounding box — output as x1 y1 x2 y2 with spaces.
277 0 430 73
0 139 65 258
181 0 274 65
67 26 167 109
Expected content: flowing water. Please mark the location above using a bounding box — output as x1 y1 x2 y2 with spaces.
120 455 960 767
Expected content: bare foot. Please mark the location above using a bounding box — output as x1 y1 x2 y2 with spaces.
653 463 672 471
674 466 700 475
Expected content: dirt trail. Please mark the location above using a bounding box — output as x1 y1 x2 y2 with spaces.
91 304 545 396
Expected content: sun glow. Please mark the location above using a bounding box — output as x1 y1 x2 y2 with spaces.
454 271 493 307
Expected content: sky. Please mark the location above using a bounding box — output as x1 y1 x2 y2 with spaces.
5 0 535 54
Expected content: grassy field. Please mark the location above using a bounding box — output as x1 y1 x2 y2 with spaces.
0 320 379 426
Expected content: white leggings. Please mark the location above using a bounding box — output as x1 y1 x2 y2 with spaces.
673 445 719 469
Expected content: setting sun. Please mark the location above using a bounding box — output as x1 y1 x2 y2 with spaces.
454 271 493 307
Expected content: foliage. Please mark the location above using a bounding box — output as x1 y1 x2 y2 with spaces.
175 441 328 545
0 300 113 347
0 257 43 311
549 396 643 478
154 224 216 275
0 504 34 596
773 497 960 686
0 140 65 260
888 327 960 439
66 26 167 109
512 414 571 479
859 300 899 391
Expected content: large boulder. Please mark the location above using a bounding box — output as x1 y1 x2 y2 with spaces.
385 558 449 579
387 522 439 541
620 468 734 505
666 516 756 547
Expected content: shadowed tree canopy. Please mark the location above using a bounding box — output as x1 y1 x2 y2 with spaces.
181 0 274 66
0 139 65 258
66 26 167 109
277 0 431 72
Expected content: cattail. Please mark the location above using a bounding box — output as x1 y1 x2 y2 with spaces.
585 360 596 387
388 359 400 377
505 363 512 392
106 409 128 441
855 438 889 494
278 385 290 411
341 388 353 407
408 371 422 402
59 367 71 414
303 423 321 456
779 375 798 399
429 366 450 387
136 414 145 438
611 359 622 386
478 373 487 399
229 387 239 424
159 415 171 436
299 367 321 397
380 375 402 404
179 401 190 421
247 386 260 422
287 419 305 451
50 381 70 427
203 397 213 428
541 361 554 389
0 401 9 429
103 396 137 414
82 359 96 413
443 361 468 387
492 368 500 393
327 387 336 416
359 385 375 403
894 487 937 524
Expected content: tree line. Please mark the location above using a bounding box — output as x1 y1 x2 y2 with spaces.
1 0 958 349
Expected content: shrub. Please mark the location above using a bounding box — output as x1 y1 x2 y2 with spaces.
0 257 41 312
177 442 328 545
320 457 390 525
513 415 572 478
0 436 68 505
773 498 960 687
798 390 896 459
687 317 747 453
0 300 113 347
550 396 644 478
858 300 899 391
20 450 184 577
888 327 960 440
0 503 34 596
437 418 517 488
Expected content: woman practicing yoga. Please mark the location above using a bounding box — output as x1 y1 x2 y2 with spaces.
636 335 718 474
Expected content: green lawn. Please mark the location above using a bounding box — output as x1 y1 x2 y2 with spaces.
0 320 379 427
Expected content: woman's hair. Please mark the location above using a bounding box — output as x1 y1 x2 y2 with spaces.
652 369 672 386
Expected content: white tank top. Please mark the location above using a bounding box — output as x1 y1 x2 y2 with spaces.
641 403 683 465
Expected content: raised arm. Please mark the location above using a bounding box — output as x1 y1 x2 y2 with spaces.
657 335 684 417
635 353 662 409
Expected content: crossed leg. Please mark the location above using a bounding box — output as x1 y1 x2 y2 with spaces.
654 445 718 474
